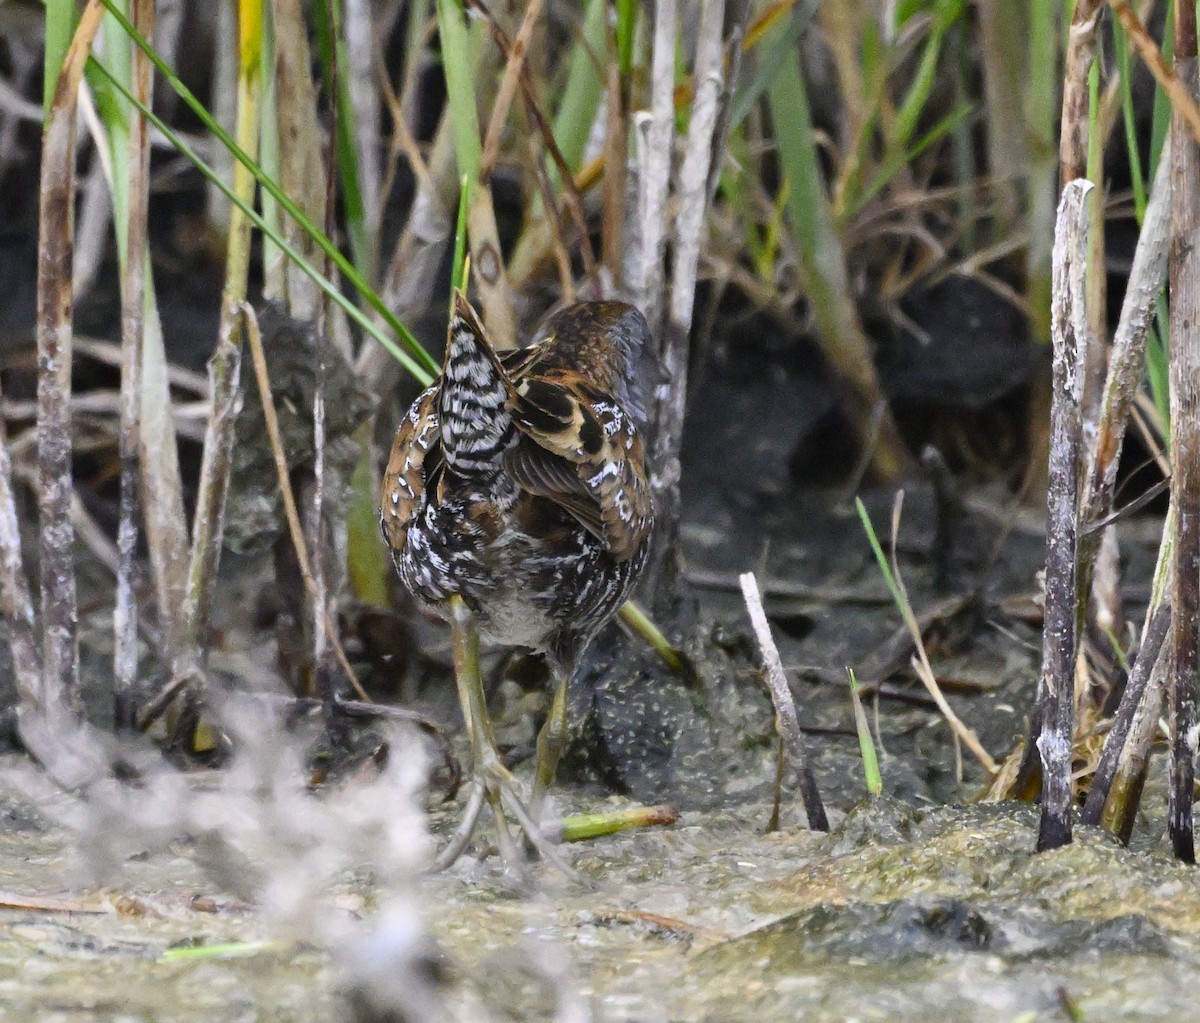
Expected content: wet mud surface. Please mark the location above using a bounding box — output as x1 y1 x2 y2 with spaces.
2 779 1198 1022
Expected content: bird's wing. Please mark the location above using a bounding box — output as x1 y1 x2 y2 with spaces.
506 372 651 562
380 384 441 552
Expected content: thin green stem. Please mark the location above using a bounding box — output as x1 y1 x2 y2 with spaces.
96 0 437 379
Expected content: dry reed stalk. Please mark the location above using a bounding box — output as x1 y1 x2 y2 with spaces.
633 0 677 332
1109 0 1200 146
1081 601 1171 826
1167 0 1199 863
271 0 348 349
113 0 155 730
36 1 106 717
180 0 262 680
667 0 725 336
640 0 725 601
479 0 541 183
1080 148 1172 551
739 572 829 832
1036 180 1092 853
1061 2 1104 184
600 41 626 287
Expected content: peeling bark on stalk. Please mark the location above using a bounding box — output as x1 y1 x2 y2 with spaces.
35 2 106 717
1036 180 1092 853
642 0 726 606
1168 1 1200 864
632 0 677 335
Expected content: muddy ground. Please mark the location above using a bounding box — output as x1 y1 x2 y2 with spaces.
0 366 1188 1022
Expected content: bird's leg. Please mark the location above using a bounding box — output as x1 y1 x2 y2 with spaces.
442 596 582 880
531 665 570 823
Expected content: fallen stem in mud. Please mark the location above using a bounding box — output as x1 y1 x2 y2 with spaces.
739 571 829 832
551 804 680 844
618 601 685 672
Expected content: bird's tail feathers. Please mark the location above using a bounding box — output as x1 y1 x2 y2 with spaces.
439 292 515 475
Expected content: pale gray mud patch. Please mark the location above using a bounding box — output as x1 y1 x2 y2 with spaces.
4 772 1199 1023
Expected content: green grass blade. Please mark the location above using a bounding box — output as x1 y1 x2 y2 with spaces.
95 0 438 379
435 0 481 199
86 54 435 387
848 668 883 796
847 101 972 219
44 0 78 113
450 172 469 301
890 2 964 151
552 0 608 177
1113 17 1148 222
616 0 637 77
730 0 820 130
854 497 908 621
1149 0 1175 179
313 0 371 279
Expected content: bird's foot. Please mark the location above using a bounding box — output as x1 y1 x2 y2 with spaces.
429 756 584 883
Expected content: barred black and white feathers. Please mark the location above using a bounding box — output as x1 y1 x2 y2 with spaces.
380 292 654 659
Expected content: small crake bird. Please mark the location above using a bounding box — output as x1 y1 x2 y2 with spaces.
381 292 654 873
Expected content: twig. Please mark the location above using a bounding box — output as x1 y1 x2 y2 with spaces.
739 572 828 832
1036 180 1092 853
1168 1 1200 863
584 909 725 944
479 0 542 182
1108 1 1200 149
242 304 369 702
527 136 576 301
1081 602 1171 826
684 568 891 605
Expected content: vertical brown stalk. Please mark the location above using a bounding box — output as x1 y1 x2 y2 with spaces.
114 0 155 730
35 2 106 717
1081 601 1171 826
1168 0 1200 864
1059 1 1104 185
182 0 261 665
1037 180 1092 853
